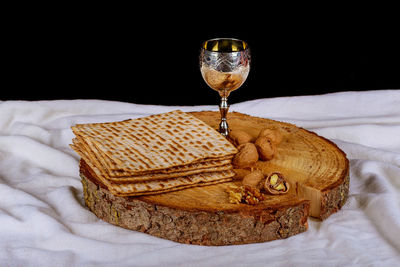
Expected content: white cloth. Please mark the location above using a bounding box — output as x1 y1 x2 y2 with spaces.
0 90 399 266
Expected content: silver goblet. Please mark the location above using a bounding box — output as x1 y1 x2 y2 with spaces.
200 38 250 137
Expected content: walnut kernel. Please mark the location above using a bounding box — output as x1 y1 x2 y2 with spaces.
227 185 265 205
264 172 290 195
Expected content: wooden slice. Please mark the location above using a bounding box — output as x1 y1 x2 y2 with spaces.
79 111 349 246
193 111 350 220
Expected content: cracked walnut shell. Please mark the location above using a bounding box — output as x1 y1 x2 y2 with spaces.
264 172 290 195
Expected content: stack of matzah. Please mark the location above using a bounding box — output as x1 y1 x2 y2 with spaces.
70 110 238 196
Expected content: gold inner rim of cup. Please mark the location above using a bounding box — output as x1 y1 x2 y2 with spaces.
202 38 248 52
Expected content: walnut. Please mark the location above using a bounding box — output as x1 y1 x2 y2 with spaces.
232 143 259 168
258 128 283 145
227 184 265 205
254 136 276 161
227 185 243 204
228 130 253 147
242 170 264 188
264 172 290 195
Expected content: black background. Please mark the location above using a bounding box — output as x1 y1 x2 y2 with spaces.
3 10 399 106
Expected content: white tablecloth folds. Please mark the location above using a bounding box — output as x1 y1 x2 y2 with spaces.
0 90 399 266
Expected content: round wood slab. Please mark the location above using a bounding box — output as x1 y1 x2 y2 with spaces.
79 111 349 246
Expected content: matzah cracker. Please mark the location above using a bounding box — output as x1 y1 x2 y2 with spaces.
72 137 110 176
105 156 233 177
72 110 237 175
109 170 235 196
81 159 235 196
115 178 233 197
109 164 233 183
73 135 233 181
74 141 235 190
108 158 233 178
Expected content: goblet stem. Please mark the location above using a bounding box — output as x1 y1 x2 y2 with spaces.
219 97 229 137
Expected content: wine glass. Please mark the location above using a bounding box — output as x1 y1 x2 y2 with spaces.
200 38 250 137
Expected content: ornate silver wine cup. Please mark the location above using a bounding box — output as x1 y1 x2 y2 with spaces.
200 38 250 137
